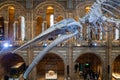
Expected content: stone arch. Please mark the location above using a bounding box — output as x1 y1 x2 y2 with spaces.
112 53 120 64
46 52 65 64
75 52 103 80
49 51 66 64
75 1 94 18
74 52 103 68
14 53 26 65
74 52 104 64
0 1 26 20
0 52 26 77
112 54 120 78
16 52 27 65
34 1 65 20
36 52 65 80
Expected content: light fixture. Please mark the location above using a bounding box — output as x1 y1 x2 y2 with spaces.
3 42 13 48
3 42 9 48
93 42 97 46
43 43 48 47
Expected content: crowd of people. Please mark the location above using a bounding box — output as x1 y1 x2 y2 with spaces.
82 70 99 80
74 63 99 80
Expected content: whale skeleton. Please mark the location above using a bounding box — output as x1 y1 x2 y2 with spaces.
11 0 120 79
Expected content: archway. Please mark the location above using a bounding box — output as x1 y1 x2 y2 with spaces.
0 53 26 79
0 1 26 41
112 55 120 79
75 53 102 80
34 1 65 31
36 53 65 80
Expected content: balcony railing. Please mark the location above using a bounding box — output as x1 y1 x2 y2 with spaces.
0 39 119 48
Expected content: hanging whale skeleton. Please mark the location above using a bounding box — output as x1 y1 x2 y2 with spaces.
12 0 120 79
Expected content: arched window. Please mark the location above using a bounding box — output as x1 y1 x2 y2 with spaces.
46 6 54 28
100 31 102 40
85 6 91 13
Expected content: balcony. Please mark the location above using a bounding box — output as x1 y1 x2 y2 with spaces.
0 39 119 49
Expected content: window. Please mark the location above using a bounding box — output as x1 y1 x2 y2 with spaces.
46 6 54 28
115 28 119 40
85 6 91 13
50 14 54 26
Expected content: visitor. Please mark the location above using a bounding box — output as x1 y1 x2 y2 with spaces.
74 63 79 73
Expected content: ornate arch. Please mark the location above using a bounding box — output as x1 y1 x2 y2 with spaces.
0 1 26 20
34 1 65 20
74 52 104 65
16 52 27 65
112 53 120 64
75 1 94 18
47 51 66 65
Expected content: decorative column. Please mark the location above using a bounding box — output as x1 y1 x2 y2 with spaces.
68 39 74 80
102 59 108 80
106 27 112 80
67 0 73 9
27 46 37 80
26 11 37 80
0 17 5 40
25 0 37 79
13 21 17 40
117 23 120 46
42 21 47 32
4 21 9 39
64 55 68 80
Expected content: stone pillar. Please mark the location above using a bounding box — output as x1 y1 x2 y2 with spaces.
25 0 37 78
106 27 112 80
25 12 31 40
13 21 17 40
102 58 109 80
67 0 73 9
26 0 33 9
68 40 74 80
42 21 47 32
4 21 9 39
27 46 37 80
117 23 120 46
64 64 68 80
